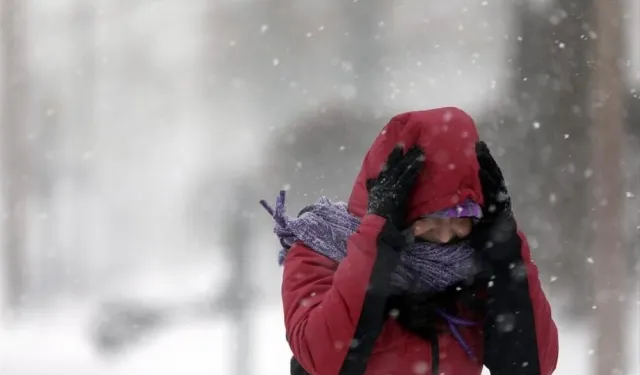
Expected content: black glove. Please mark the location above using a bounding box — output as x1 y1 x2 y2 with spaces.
472 146 544 375
471 141 521 265
366 145 424 229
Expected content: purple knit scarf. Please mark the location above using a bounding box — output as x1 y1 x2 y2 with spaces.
260 190 481 358
260 190 480 295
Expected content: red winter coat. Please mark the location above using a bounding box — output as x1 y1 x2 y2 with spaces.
281 108 559 375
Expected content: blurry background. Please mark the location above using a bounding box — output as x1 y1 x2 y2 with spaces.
0 0 638 374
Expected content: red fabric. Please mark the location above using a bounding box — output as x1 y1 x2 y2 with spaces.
348 107 484 221
518 231 560 374
281 107 559 375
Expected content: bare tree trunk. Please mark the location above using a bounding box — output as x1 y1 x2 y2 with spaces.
204 3 257 374
223 183 254 375
70 0 97 295
1 0 29 312
488 0 596 317
30 93 59 302
590 0 627 374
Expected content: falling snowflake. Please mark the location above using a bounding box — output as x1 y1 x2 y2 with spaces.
413 361 429 374
584 169 593 178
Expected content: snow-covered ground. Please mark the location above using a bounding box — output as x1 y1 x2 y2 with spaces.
0 303 283 375
1 298 638 375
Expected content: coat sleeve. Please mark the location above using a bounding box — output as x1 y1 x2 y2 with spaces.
281 214 404 375
483 231 559 375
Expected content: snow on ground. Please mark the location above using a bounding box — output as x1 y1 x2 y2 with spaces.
0 301 282 375
0 302 234 375
1 301 638 375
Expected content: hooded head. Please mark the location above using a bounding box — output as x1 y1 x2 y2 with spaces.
347 107 484 228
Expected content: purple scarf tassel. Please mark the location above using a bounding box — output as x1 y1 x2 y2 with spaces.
260 190 478 359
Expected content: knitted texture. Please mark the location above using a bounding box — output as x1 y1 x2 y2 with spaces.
261 191 481 295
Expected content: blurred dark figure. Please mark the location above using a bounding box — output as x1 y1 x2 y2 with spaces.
92 301 166 354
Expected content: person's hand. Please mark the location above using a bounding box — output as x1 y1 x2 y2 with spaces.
471 142 521 265
366 145 424 230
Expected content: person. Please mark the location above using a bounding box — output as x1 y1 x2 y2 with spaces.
261 107 559 375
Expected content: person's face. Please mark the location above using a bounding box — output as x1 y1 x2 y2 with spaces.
411 217 473 244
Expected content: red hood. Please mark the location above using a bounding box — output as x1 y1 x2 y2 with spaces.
347 107 484 222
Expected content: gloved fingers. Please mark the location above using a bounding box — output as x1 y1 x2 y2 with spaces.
396 154 424 192
390 145 424 180
382 145 405 173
